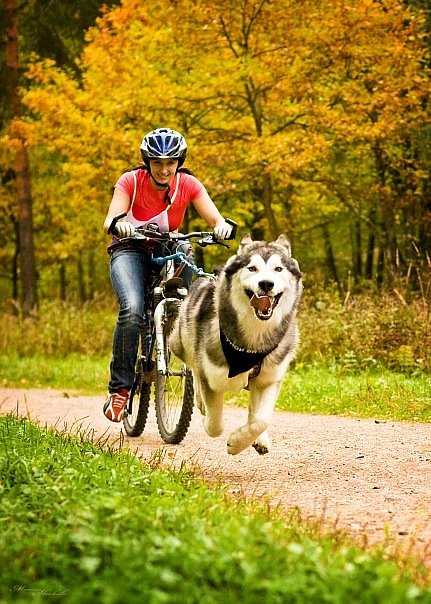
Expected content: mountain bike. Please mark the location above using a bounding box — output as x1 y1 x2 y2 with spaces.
110 215 237 444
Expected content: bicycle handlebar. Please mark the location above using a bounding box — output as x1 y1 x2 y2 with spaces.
108 213 238 247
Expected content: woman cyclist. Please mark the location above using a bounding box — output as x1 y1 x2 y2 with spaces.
103 127 233 422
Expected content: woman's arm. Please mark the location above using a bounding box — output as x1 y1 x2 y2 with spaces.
192 192 233 239
103 188 131 233
192 193 225 228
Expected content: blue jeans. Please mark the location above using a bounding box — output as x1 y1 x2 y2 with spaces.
108 242 193 393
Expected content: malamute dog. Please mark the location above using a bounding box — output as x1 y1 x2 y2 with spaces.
169 234 303 455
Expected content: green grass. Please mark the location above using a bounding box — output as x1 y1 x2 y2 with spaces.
0 354 109 394
2 355 431 422
228 364 431 422
278 364 431 421
0 414 430 603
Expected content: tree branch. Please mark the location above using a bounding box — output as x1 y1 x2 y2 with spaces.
252 44 289 59
270 114 309 135
219 16 239 58
244 0 269 47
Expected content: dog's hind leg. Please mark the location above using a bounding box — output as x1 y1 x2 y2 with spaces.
201 378 224 437
192 371 206 416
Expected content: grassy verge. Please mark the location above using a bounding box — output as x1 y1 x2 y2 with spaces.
0 354 109 394
1 414 430 603
1 354 430 422
280 364 431 421
228 364 431 422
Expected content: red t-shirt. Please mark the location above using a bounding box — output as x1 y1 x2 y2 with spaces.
115 168 210 231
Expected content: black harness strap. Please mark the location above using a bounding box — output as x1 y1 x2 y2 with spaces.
219 328 276 379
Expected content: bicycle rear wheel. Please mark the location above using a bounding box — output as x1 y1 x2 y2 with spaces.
123 339 151 437
154 304 194 444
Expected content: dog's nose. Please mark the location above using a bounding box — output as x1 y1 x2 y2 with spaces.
258 280 274 293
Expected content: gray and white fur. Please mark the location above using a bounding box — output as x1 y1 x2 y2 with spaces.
169 234 303 455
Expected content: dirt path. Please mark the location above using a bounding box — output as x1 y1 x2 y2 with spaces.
1 387 430 561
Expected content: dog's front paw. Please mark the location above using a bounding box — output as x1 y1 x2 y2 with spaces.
227 421 267 455
252 431 271 455
227 440 245 455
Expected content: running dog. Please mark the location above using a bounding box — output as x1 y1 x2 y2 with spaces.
169 234 303 455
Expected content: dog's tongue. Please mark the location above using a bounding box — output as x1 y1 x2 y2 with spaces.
251 294 272 313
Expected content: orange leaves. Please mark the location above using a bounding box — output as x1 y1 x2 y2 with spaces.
11 0 430 245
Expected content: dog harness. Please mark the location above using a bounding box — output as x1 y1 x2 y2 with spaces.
220 329 277 378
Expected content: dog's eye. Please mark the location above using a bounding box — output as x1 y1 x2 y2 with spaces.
247 266 258 272
274 266 283 272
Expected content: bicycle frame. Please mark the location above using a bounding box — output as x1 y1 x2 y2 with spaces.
153 247 212 376
135 246 202 386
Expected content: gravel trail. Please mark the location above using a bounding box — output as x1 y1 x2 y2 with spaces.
1 387 430 561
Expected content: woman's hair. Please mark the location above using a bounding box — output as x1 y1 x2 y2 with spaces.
131 164 194 176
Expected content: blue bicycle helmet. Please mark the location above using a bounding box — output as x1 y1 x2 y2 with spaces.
140 128 187 168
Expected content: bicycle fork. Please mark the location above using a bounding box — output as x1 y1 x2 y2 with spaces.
154 298 181 375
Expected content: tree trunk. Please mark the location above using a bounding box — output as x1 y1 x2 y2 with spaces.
77 253 87 303
351 219 362 283
16 145 37 312
376 246 385 288
321 223 342 292
59 262 67 301
11 214 20 302
372 142 396 288
365 208 376 279
87 250 95 299
5 0 37 315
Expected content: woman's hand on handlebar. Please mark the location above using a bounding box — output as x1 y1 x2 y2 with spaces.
107 212 238 244
213 219 233 241
213 217 237 241
115 221 136 238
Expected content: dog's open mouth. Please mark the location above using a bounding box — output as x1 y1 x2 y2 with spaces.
245 290 282 320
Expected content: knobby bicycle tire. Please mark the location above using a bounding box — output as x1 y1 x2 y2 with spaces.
123 380 151 436
123 340 151 437
155 370 194 444
154 307 194 444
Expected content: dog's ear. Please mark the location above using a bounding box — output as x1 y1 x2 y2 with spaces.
238 234 253 253
275 234 291 257
286 257 302 279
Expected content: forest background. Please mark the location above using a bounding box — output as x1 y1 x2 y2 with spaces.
1 0 430 398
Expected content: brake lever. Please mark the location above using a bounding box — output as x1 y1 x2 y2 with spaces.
198 236 229 248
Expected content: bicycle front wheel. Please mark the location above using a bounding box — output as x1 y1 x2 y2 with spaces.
154 305 194 444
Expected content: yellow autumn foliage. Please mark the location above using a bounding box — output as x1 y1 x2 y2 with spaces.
0 0 428 287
